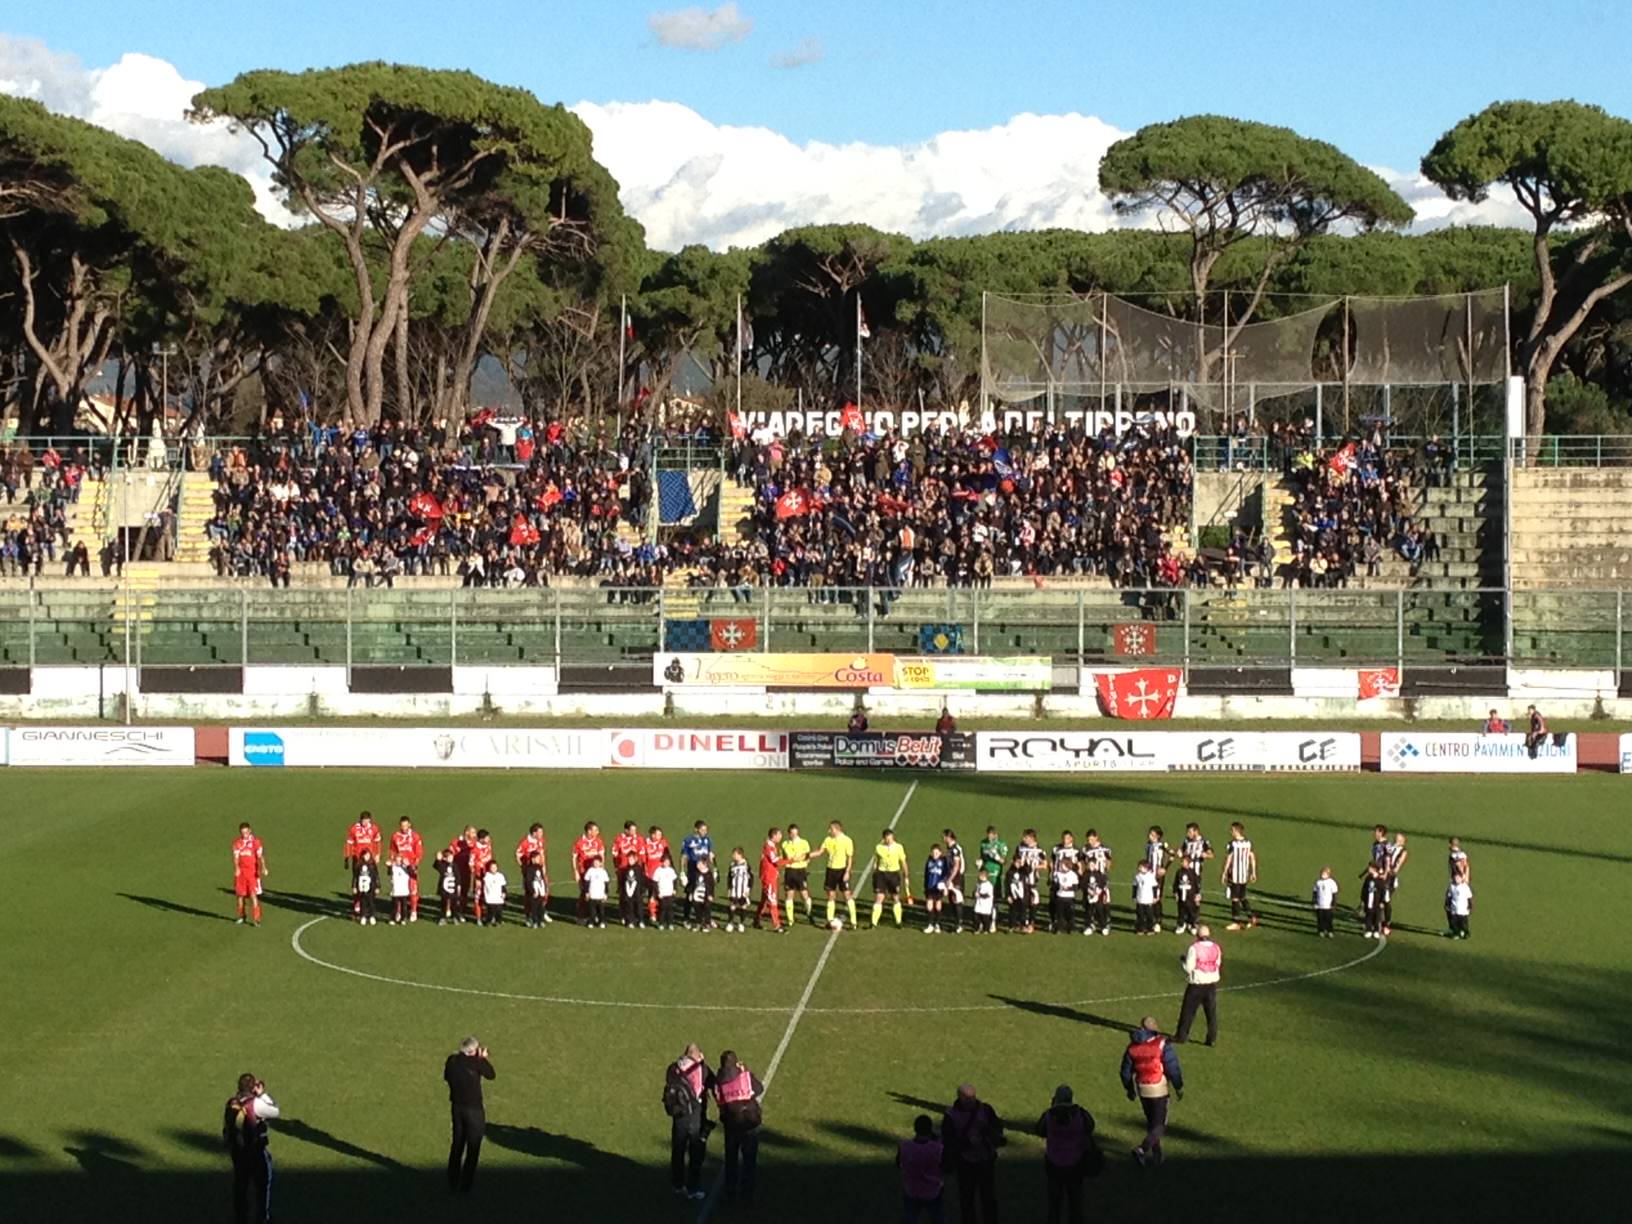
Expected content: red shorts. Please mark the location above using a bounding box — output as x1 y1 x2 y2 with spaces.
234 874 261 898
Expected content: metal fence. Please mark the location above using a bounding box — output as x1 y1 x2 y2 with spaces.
1 585 1625 675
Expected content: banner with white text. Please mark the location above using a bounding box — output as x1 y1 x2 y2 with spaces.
608 729 789 770
5 725 196 767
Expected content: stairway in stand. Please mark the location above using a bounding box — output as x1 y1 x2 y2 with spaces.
173 472 217 564
718 478 755 542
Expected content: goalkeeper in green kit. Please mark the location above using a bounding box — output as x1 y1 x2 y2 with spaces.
979 826 1009 901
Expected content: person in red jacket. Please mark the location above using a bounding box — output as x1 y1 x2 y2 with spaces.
1120 1017 1184 1166
642 825 670 926
612 821 645 927
447 826 477 921
389 816 424 923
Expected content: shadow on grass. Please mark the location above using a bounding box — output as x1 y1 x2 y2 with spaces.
3 1150 1624 1223
0 1135 41 1160
989 995 1137 1033
280 1119 405 1170
118 893 237 923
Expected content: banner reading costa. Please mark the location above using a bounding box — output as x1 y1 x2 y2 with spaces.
5 725 196 767
608 729 789 770
654 653 895 689
790 731 977 770
228 727 606 769
1380 732 1578 774
975 731 1359 773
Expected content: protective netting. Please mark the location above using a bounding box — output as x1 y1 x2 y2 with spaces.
982 290 1508 405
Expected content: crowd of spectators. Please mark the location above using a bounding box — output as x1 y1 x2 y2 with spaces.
0 442 93 577
205 410 659 587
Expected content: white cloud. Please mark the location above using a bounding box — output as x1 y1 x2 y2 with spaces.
770 36 824 70
0 35 295 225
2 35 1532 255
648 3 753 51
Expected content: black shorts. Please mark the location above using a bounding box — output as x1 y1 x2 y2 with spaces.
824 867 850 893
1227 882 1248 901
784 868 809 892
875 871 902 896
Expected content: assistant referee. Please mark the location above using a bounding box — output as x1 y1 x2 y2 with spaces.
870 828 911 929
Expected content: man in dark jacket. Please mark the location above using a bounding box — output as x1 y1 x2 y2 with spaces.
667 1043 715 1201
712 1050 765 1201
1035 1084 1096 1224
223 1073 280 1224
941 1082 1003 1223
443 1036 495 1191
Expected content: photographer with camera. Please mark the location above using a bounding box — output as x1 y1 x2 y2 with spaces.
664 1043 715 1200
941 1082 1005 1224
223 1072 280 1224
712 1050 765 1203
444 1036 495 1192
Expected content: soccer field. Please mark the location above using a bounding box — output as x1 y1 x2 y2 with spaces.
1 768 1627 1223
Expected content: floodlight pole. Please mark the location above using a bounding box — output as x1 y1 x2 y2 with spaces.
1465 293 1476 455
616 294 627 436
980 291 988 423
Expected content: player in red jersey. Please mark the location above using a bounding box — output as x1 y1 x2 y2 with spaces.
344 811 382 873
232 822 267 925
515 823 551 924
571 821 605 922
446 825 477 922
389 816 424 923
469 830 495 922
754 826 784 931
642 824 670 925
611 821 645 927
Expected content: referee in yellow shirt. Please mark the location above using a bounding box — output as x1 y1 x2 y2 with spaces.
869 829 913 928
781 824 813 927
810 820 857 928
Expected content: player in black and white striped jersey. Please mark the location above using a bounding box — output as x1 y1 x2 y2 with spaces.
1446 836 1470 883
1082 831 1114 935
1081 830 1113 878
942 830 968 933
1011 830 1046 933
1382 833 1409 936
1221 822 1258 931
1143 826 1171 934
1179 823 1213 875
1049 832 1080 934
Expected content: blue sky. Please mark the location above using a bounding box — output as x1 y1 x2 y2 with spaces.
12 0 1632 170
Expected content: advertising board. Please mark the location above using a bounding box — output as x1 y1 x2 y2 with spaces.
5 725 196 767
894 656 1052 692
607 729 789 770
974 731 1360 773
229 727 607 769
653 653 895 689
788 731 976 770
1380 732 1577 774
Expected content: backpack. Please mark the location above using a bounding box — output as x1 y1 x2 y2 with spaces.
662 1062 698 1118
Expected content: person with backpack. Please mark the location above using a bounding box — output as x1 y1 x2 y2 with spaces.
222 1073 280 1224
665 1043 715 1201
712 1050 765 1202
940 1082 1004 1223
1035 1084 1100 1224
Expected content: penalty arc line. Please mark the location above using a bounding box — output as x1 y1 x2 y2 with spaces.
694 778 918 1224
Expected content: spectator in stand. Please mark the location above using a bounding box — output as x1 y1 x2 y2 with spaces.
1285 436 1415 589
1481 709 1509 735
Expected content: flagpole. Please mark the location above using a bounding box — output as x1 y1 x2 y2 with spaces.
855 295 868 414
735 294 744 421
616 293 627 435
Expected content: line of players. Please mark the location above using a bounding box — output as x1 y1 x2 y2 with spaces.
229 812 1475 936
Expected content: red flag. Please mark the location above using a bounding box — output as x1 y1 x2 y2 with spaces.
1358 667 1400 699
408 491 443 521
1327 442 1358 477
409 527 433 547
509 520 541 547
1095 669 1180 720
775 489 812 519
470 408 496 428
1112 624 1157 657
727 410 747 441
840 402 865 433
709 618 758 652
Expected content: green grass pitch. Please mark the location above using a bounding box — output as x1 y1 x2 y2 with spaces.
1 768 1628 1222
